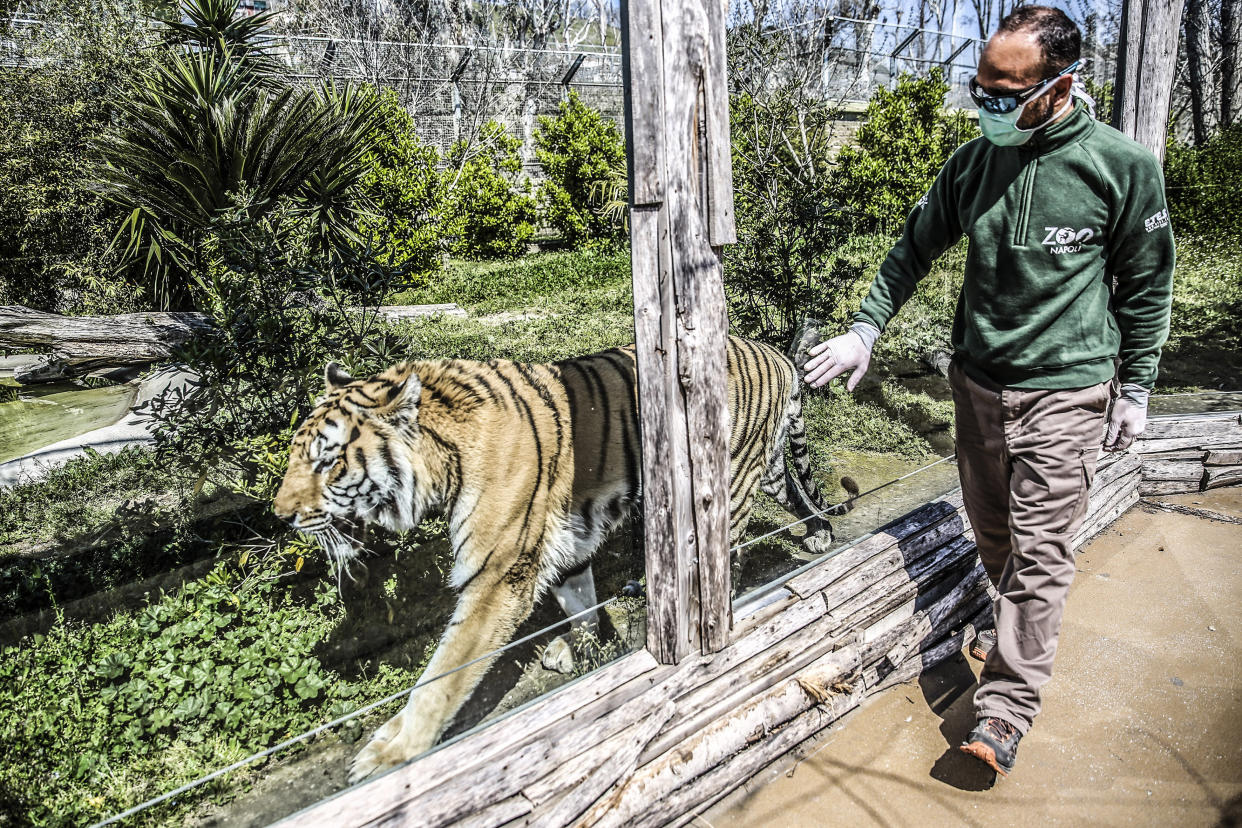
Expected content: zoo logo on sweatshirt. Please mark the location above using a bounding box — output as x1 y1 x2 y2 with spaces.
1144 208 1170 233
1041 226 1095 255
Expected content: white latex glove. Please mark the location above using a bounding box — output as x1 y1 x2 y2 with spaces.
1103 384 1149 452
803 323 878 392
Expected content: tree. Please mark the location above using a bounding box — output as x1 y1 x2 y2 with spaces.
1224 0 1242 125
830 68 977 233
0 0 155 313
1184 0 1217 144
724 24 863 346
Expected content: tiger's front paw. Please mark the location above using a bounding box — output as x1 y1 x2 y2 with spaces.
347 714 433 785
801 530 835 558
540 636 575 674
348 737 393 785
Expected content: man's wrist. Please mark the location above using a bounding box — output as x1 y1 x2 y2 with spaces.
849 321 881 351
1119 383 1150 408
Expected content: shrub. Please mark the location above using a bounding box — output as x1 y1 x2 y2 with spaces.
534 92 626 247
442 122 538 258
0 0 154 313
0 551 398 826
1081 76 1113 124
725 67 860 346
829 68 977 234
139 196 413 499
94 0 384 310
356 87 445 281
1164 124 1242 238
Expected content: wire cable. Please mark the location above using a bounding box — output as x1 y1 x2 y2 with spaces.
729 453 958 555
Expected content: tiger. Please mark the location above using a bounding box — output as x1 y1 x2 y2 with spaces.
272 336 857 783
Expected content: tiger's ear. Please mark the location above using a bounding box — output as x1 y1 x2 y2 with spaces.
325 362 354 389
378 364 422 418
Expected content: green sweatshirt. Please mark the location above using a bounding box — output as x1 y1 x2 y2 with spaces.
855 102 1175 390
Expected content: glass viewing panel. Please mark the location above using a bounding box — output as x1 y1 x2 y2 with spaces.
730 390 1242 605
0 30 644 827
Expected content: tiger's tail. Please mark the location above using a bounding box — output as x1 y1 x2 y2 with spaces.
751 320 857 555
783 381 858 520
788 315 826 375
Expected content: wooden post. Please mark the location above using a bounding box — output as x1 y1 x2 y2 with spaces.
621 0 736 662
1112 0 1185 162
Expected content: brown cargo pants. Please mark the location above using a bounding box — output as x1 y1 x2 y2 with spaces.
949 359 1111 734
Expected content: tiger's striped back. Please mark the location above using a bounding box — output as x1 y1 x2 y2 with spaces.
551 336 844 560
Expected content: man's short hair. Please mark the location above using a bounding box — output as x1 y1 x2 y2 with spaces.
998 6 1082 77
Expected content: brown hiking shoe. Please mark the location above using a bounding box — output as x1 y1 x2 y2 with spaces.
960 717 1021 776
969 628 997 662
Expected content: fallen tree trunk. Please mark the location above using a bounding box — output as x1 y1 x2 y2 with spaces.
0 304 468 383
0 306 212 381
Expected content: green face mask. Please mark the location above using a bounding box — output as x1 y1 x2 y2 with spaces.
977 77 1072 147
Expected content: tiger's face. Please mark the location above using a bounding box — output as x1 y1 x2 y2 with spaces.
273 362 423 569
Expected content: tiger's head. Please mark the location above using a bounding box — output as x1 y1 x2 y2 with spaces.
273 361 429 570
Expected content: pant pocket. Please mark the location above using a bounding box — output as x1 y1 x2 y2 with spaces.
1079 446 1099 488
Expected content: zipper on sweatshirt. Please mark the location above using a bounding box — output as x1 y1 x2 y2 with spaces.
1013 155 1039 246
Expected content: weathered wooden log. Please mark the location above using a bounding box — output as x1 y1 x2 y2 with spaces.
1205 449 1242 466
0 305 213 381
814 511 972 615
1134 413 1242 454
281 650 662 827
1140 458 1206 483
1204 466 1242 489
368 304 467 321
451 795 531 828
600 593 991 828
576 573 989 828
786 493 965 598
659 612 989 828
1075 457 1142 544
1139 479 1205 496
1140 499 1242 525
0 304 466 382
641 546 981 764
518 701 675 826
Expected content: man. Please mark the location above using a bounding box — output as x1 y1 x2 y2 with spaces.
804 6 1175 778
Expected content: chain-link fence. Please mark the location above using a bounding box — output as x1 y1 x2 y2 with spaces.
0 0 1128 156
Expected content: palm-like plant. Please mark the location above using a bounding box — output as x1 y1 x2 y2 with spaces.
162 0 283 79
95 0 381 309
591 158 629 233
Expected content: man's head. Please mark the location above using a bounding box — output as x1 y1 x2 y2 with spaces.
975 6 1082 131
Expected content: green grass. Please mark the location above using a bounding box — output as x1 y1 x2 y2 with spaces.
386 248 636 364
0 447 185 552
392 246 633 316
1160 234 1242 391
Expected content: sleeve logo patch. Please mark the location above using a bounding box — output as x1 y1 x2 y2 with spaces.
1041 226 1095 254
1144 208 1170 233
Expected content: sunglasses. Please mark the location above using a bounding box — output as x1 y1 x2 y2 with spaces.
969 60 1080 114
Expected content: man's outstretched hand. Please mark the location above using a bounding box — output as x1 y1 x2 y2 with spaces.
804 328 874 391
